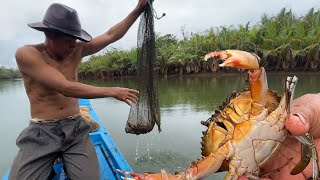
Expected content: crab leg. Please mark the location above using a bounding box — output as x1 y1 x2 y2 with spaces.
118 143 231 180
293 134 319 179
182 142 231 179
204 50 268 115
248 67 268 116
290 138 313 175
117 169 182 180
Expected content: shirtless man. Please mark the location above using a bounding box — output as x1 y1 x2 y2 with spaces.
9 1 146 179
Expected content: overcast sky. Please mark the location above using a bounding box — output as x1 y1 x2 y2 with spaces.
1 0 319 67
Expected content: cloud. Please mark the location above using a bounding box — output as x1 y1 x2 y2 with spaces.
0 0 319 67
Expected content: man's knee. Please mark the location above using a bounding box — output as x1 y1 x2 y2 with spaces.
9 164 55 180
64 162 100 180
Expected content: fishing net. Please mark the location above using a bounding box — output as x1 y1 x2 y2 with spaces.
126 1 163 135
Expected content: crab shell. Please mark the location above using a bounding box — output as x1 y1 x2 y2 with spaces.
193 50 298 180
201 89 282 172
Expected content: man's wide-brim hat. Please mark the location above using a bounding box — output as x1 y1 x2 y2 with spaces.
28 3 92 42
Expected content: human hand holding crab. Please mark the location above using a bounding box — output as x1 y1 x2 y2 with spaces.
239 93 320 180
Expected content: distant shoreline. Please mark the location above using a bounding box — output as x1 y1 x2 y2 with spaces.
78 70 320 80
1 71 318 81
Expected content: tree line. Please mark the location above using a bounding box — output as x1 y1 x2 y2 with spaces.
75 8 319 78
0 66 21 80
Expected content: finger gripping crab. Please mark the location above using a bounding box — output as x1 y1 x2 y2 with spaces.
119 50 319 180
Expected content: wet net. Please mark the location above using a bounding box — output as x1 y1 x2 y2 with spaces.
126 1 162 135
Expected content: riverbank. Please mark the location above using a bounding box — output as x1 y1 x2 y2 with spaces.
0 78 22 81
78 70 320 80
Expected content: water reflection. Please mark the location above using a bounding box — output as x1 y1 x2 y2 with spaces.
158 74 246 111
82 74 248 112
0 80 24 94
0 80 29 177
135 150 193 173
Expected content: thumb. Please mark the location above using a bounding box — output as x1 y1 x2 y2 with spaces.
238 176 271 180
285 113 309 136
238 176 248 180
285 94 320 137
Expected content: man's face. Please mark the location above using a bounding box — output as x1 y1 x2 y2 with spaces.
49 32 77 59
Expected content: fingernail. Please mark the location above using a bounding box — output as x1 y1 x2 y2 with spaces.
292 113 307 125
127 99 132 105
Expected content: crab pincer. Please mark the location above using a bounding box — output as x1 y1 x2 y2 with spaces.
204 50 260 70
205 50 268 107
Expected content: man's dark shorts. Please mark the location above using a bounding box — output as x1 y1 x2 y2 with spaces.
8 116 100 180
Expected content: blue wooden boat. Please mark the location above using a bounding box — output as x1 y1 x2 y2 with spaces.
2 99 132 180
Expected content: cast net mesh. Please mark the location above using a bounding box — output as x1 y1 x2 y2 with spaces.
126 1 161 135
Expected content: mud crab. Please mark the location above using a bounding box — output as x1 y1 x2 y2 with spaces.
119 50 319 180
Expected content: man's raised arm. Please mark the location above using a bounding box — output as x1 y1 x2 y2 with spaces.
81 0 148 57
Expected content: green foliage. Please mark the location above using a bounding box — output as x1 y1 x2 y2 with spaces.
0 66 21 79
168 31 216 64
155 34 179 66
79 8 320 75
79 48 137 74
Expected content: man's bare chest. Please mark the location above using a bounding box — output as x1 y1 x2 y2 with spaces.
45 58 78 81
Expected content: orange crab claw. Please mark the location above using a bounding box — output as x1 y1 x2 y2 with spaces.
117 169 147 179
204 50 260 70
117 142 230 180
117 169 182 180
205 49 268 110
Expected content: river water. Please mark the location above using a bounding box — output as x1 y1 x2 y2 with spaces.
1 72 319 179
